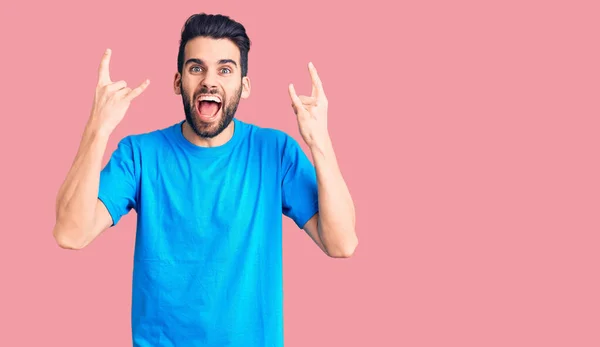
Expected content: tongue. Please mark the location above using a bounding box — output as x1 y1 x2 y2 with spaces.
199 101 219 116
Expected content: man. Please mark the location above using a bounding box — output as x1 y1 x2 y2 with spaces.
53 13 357 346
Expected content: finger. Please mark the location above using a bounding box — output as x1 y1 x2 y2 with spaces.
125 79 150 101
308 62 324 97
106 80 127 92
299 95 317 106
98 49 112 86
288 83 302 108
288 84 305 115
115 87 132 98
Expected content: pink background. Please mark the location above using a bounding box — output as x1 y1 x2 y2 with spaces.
1 0 599 346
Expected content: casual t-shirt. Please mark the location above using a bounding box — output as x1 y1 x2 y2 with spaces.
98 118 319 346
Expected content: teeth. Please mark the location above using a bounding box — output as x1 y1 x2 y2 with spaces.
199 95 221 103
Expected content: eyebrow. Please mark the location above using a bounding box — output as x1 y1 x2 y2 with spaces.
184 58 238 67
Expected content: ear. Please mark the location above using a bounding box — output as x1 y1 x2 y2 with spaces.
173 72 182 95
241 76 251 99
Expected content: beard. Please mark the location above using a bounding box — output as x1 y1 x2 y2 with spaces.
181 83 243 138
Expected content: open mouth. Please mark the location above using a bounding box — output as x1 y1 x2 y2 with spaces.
196 95 222 120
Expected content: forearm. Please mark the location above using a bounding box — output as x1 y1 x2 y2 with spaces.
54 120 109 245
310 135 357 257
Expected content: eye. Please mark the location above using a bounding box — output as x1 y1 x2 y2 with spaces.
221 67 232 74
191 66 202 73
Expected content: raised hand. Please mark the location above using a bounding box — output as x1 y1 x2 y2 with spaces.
288 62 329 149
89 49 150 135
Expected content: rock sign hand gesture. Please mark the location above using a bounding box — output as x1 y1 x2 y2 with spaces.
89 49 150 135
288 62 329 148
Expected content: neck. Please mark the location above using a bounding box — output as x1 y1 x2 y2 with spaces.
182 120 235 148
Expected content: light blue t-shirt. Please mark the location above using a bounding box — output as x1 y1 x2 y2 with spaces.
98 118 319 346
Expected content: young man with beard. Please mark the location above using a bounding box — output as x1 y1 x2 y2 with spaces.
52 13 357 347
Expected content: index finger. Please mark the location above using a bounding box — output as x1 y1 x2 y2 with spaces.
308 62 324 97
98 49 112 85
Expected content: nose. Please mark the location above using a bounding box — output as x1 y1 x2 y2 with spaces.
201 69 218 90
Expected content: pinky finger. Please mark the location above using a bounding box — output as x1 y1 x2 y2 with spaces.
126 79 150 100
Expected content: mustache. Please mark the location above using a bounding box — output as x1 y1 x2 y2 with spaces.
195 87 222 98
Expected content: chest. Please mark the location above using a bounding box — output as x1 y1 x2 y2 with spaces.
138 149 282 227
133 149 283 261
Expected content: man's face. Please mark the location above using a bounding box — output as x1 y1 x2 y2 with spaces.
175 36 250 138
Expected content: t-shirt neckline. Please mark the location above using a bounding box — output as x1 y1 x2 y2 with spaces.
171 118 246 157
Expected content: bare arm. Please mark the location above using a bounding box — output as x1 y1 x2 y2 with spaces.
53 126 113 249
303 136 357 258
52 48 149 249
289 62 358 258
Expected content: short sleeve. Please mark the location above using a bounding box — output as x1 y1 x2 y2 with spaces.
98 136 139 227
281 135 319 229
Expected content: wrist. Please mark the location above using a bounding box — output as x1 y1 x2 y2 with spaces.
85 112 114 139
84 118 112 142
309 133 333 158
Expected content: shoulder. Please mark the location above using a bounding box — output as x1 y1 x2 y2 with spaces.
241 120 302 154
113 122 180 152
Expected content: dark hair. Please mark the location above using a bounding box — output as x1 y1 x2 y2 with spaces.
177 13 251 77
